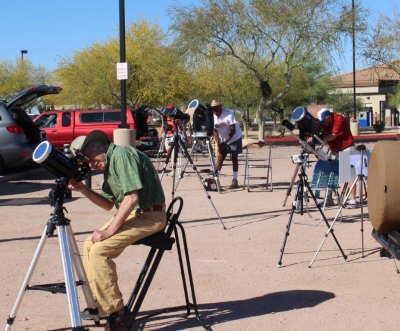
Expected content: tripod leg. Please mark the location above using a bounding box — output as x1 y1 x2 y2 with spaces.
243 147 249 190
278 181 302 267
362 177 368 199
159 136 175 181
67 226 100 324
170 137 183 200
282 163 301 206
5 228 48 330
174 139 199 192
308 179 354 267
58 225 83 328
178 140 226 230
206 138 221 193
359 148 367 258
156 132 168 171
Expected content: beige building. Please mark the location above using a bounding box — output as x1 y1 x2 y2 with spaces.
333 64 400 127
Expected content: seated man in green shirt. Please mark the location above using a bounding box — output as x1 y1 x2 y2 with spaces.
68 130 166 331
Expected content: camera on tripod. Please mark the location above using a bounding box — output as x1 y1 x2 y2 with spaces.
282 106 335 162
33 141 90 181
291 153 308 164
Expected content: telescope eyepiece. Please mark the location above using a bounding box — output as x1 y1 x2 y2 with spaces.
282 119 295 131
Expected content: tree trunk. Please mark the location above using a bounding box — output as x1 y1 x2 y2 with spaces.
240 111 248 139
256 108 265 141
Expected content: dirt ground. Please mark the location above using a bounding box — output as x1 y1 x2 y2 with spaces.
1 143 399 331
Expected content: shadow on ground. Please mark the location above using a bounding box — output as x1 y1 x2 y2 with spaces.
135 289 335 330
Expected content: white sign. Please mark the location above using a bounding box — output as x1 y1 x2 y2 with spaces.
339 148 371 183
116 62 129 80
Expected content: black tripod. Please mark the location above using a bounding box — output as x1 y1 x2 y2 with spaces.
155 118 177 171
282 153 318 207
282 162 302 207
159 127 226 230
177 134 221 193
278 151 348 267
5 178 99 331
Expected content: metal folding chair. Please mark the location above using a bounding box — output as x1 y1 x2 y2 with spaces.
243 142 273 192
310 159 342 216
126 197 209 330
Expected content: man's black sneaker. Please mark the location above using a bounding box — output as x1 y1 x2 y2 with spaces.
104 306 132 331
81 307 102 320
230 178 239 189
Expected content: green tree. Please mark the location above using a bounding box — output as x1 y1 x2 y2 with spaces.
268 63 335 119
363 12 400 111
189 57 260 138
326 93 363 118
388 87 400 109
362 12 400 75
170 0 364 140
0 59 49 100
54 21 192 109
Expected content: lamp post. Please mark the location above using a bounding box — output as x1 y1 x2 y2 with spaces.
114 0 136 147
118 0 128 129
352 0 356 120
349 0 360 136
21 50 28 61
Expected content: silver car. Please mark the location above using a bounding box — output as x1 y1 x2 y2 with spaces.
0 85 62 173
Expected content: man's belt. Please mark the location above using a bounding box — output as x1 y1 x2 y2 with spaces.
139 204 165 212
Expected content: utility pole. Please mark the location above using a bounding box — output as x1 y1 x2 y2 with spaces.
114 0 136 147
349 0 360 136
118 0 128 129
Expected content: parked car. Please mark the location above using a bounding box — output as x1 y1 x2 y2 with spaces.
33 106 160 153
0 85 61 173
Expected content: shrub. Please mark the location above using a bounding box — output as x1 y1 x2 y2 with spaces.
372 121 385 133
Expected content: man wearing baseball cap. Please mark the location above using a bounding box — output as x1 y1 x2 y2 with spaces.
317 108 354 153
317 108 357 208
68 130 166 330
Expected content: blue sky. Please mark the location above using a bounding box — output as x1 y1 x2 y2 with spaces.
0 0 397 74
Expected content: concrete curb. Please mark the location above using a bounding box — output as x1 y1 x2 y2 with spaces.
264 133 400 146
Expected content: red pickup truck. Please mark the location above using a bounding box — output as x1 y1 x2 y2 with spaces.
33 108 160 153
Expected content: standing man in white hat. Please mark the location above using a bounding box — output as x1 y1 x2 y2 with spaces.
211 100 243 189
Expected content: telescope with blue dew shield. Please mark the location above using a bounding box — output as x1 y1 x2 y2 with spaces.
33 141 90 181
6 140 100 331
282 106 336 162
161 104 190 121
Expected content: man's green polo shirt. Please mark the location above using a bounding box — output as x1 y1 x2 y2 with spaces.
101 143 165 210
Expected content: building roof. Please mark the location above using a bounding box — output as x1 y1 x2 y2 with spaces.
334 63 400 88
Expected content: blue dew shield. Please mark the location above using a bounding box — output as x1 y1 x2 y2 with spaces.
291 106 321 136
33 141 78 179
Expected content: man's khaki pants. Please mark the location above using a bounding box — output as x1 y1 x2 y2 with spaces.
83 209 166 316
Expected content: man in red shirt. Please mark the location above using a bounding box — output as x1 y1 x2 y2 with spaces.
318 109 354 154
318 108 357 207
